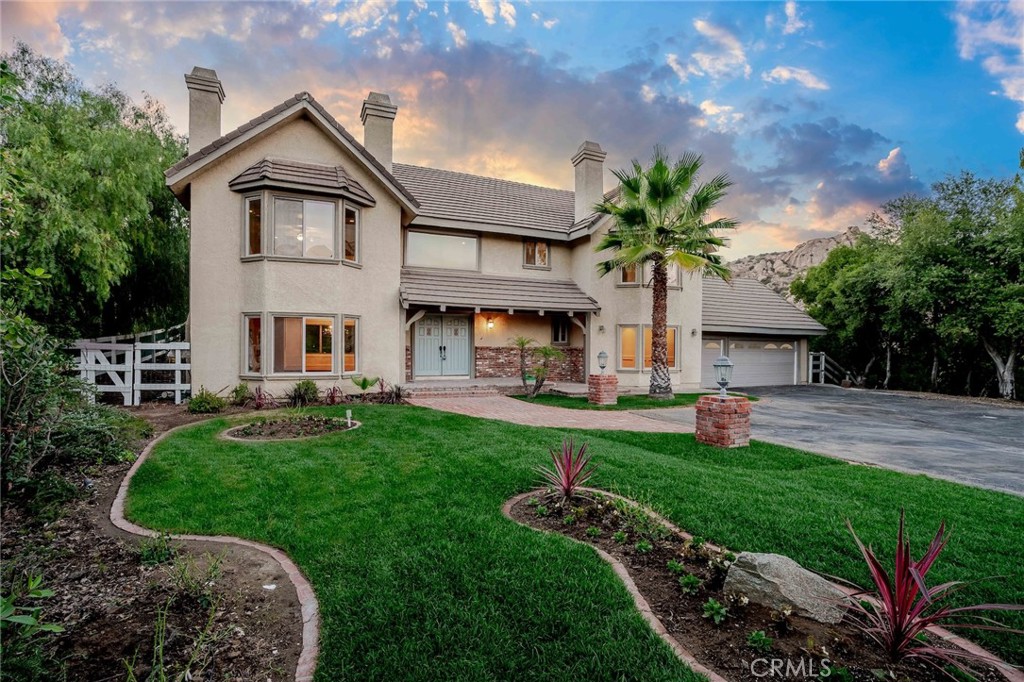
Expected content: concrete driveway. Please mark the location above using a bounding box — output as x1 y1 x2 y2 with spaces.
647 385 1024 496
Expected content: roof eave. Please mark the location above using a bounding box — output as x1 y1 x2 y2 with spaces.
701 324 827 337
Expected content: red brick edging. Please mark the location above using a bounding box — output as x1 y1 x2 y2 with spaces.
110 420 321 682
503 488 1023 682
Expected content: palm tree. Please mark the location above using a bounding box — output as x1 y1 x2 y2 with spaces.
595 147 737 399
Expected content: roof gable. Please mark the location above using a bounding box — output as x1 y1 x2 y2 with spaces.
165 92 419 214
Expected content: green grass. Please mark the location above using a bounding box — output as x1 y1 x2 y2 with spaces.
127 406 1024 680
516 392 756 410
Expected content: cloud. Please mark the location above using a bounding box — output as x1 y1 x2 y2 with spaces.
698 99 744 130
953 0 1024 132
469 0 515 27
0 1 75 58
761 65 829 90
876 146 911 178
330 0 395 36
782 1 808 35
446 20 467 48
690 19 751 79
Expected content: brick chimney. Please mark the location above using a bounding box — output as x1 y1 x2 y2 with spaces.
572 141 607 223
184 67 225 155
360 92 398 172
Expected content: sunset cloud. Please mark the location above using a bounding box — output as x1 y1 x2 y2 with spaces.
762 66 829 90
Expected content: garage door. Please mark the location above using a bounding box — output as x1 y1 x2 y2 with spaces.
702 337 797 388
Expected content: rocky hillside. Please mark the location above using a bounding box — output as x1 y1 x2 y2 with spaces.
728 226 863 303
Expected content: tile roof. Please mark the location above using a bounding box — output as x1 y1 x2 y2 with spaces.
400 269 600 313
165 92 419 209
702 277 826 335
392 163 576 233
229 158 376 205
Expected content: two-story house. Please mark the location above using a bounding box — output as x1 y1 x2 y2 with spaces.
166 67 824 395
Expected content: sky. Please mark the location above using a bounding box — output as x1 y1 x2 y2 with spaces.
2 1 1022 258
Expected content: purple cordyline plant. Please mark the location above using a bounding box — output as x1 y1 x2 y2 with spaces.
536 437 596 503
845 509 1022 677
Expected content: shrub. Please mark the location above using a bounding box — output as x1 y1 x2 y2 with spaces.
323 385 346 405
666 559 686 575
1 311 147 500
702 598 728 625
252 386 277 410
746 630 773 653
138 533 176 566
612 530 627 543
1 574 65 682
351 375 379 400
377 380 405 405
679 574 702 595
586 526 601 538
229 383 253 406
846 509 1024 673
634 540 653 554
187 386 226 414
510 336 565 398
536 437 596 503
287 380 320 407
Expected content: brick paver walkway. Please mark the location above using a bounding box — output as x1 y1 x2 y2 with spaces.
407 395 693 432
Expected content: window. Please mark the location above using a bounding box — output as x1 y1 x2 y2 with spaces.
245 197 262 256
344 207 359 263
643 327 677 369
524 240 549 268
642 262 681 287
405 231 478 270
273 316 334 373
273 198 336 259
552 318 570 345
245 315 262 373
619 264 638 285
343 318 358 373
619 326 638 369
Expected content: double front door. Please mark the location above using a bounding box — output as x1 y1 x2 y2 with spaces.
414 315 471 377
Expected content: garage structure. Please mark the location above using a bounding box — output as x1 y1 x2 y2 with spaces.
700 278 826 388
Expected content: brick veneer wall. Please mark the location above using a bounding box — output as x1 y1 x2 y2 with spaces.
405 345 412 382
474 347 585 383
587 374 619 405
695 395 752 448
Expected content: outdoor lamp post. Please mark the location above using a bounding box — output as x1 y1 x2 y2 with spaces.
597 350 608 374
713 355 734 398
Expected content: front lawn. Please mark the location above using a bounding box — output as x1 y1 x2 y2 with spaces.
127 405 1024 680
518 392 756 410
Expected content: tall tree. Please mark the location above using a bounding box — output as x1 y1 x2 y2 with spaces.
595 148 736 399
0 43 188 339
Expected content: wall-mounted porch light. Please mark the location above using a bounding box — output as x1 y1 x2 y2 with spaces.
486 316 495 329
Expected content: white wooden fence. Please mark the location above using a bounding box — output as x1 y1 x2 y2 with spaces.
71 325 190 405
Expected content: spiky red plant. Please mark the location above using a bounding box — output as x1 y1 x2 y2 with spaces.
846 509 1023 674
536 438 596 502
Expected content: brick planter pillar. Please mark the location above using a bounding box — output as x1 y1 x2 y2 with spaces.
695 395 752 448
588 374 618 406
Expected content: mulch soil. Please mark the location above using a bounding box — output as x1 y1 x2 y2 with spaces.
1 402 303 681
226 415 357 440
509 492 1006 682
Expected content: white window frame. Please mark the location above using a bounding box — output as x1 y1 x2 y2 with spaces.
404 229 481 271
617 264 640 287
552 317 570 346
243 195 264 257
241 312 264 378
342 315 360 376
343 206 360 266
523 239 551 270
268 313 339 376
641 324 681 371
617 324 640 371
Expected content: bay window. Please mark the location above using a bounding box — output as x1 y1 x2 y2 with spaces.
343 207 359 263
245 197 262 256
274 198 336 259
343 317 358 373
244 314 262 373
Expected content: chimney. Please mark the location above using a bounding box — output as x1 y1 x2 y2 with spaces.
184 67 225 155
572 141 607 223
360 92 398 172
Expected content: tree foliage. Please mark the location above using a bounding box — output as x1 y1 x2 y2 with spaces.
793 168 1023 399
0 43 188 339
595 147 736 399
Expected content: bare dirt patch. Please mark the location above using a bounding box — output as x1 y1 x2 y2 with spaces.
2 402 303 681
224 415 357 441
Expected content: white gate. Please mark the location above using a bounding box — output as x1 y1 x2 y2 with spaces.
71 324 191 406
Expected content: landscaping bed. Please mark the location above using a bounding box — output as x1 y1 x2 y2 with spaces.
224 414 358 440
508 490 1010 682
1 403 302 681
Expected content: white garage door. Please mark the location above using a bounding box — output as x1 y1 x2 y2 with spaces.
702 337 797 388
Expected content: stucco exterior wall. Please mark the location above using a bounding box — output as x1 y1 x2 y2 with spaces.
477 234 572 278
188 116 404 394
569 220 703 391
